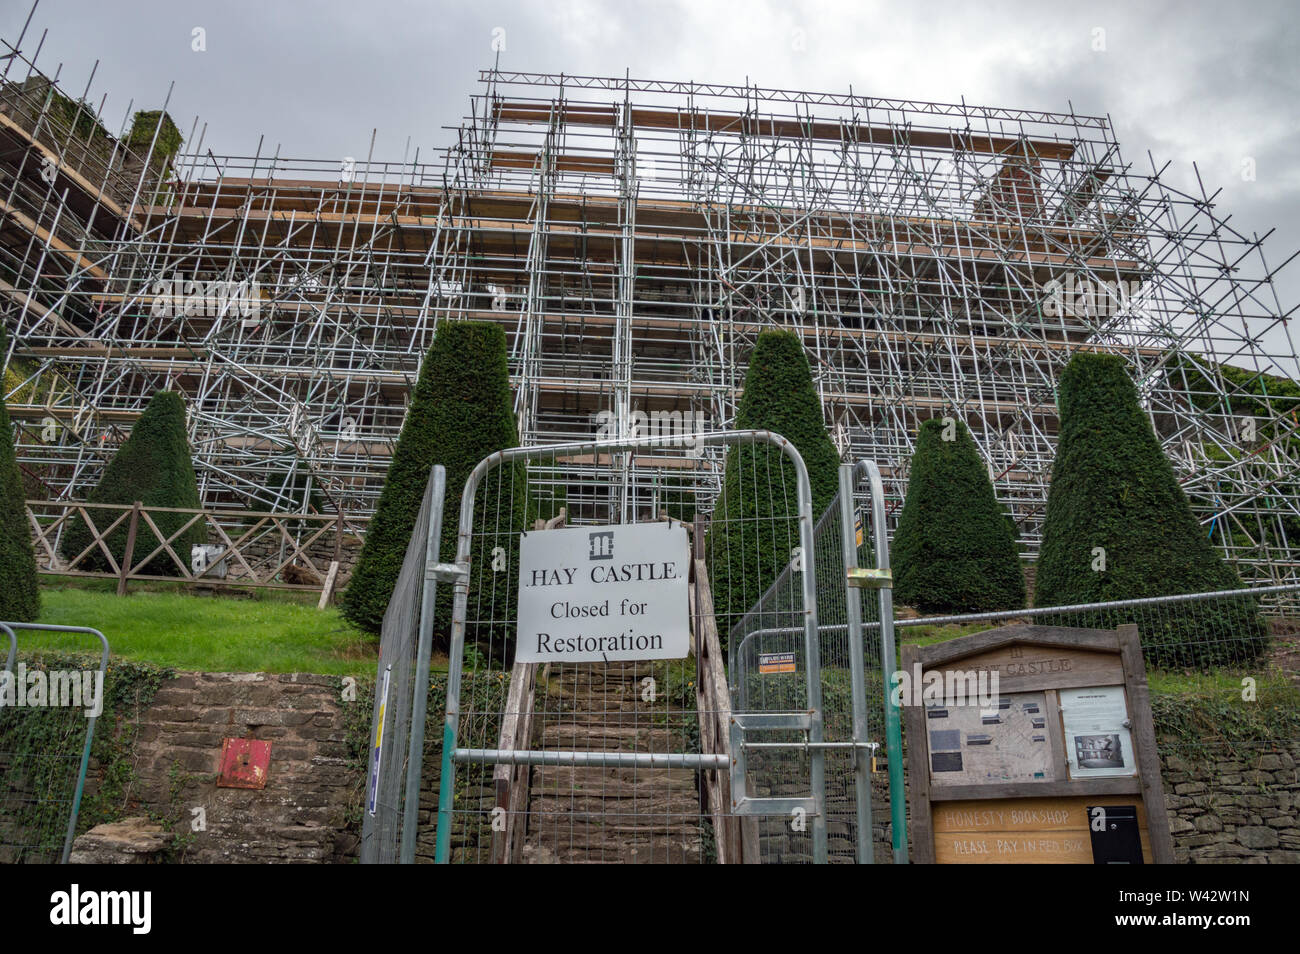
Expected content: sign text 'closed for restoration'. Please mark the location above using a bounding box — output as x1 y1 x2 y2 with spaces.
516 522 689 663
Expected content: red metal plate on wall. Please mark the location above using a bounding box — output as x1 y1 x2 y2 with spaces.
217 738 272 789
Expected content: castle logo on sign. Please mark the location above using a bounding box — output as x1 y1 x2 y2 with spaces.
517 522 690 663
589 531 614 560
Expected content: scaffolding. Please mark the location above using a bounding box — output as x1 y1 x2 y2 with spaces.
2 24 1299 583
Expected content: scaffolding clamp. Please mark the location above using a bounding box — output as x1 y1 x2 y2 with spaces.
847 567 892 589
426 562 469 584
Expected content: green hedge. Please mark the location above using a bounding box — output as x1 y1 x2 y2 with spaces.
0 326 40 621
893 416 1026 613
1035 353 1267 667
342 322 526 660
59 390 204 577
707 331 840 644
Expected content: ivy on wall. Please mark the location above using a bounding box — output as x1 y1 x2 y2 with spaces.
0 652 171 861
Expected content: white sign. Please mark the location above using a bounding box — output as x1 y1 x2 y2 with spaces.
1059 685 1137 779
516 522 690 663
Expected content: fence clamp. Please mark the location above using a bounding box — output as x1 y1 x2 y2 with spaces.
426 561 469 584
846 567 892 589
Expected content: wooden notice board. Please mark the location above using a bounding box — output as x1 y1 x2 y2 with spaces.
902 623 1175 864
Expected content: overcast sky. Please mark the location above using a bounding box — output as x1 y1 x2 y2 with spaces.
5 0 1299 363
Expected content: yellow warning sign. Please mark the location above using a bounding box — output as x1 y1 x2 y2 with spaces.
759 651 797 674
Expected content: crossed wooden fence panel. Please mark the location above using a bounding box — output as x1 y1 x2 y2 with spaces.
25 500 368 599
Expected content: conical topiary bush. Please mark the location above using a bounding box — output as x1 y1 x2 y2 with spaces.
893 416 1025 613
0 326 41 621
341 321 526 658
1035 352 1266 667
59 390 204 576
707 330 840 646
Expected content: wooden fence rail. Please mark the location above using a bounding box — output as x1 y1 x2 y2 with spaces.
25 499 369 603
491 659 537 864
691 515 758 864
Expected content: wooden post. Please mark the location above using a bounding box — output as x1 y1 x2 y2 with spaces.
1117 623 1177 864
116 501 142 596
692 514 708 661
692 552 748 864
491 660 537 863
333 510 343 563
317 560 341 610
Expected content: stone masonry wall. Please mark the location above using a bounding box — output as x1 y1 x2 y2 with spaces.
756 738 1298 864
77 668 1299 864
1161 742 1299 863
93 669 495 864
124 672 358 863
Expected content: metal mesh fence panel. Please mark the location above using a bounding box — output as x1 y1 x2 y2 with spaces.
442 448 709 863
882 585 1297 670
0 624 108 863
849 473 900 862
435 430 820 864
727 461 896 864
729 493 848 862
435 448 529 862
359 469 441 864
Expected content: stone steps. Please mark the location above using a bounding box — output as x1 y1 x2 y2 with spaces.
519 662 707 864
521 838 702 865
530 766 699 796
534 723 687 750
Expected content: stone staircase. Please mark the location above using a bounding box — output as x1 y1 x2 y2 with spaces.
520 661 706 864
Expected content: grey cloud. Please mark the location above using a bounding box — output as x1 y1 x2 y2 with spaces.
5 0 1297 321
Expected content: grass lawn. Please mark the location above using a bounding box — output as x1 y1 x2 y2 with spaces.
24 582 378 676
17 582 1297 697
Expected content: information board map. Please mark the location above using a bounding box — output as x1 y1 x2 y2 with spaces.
927 690 1056 786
